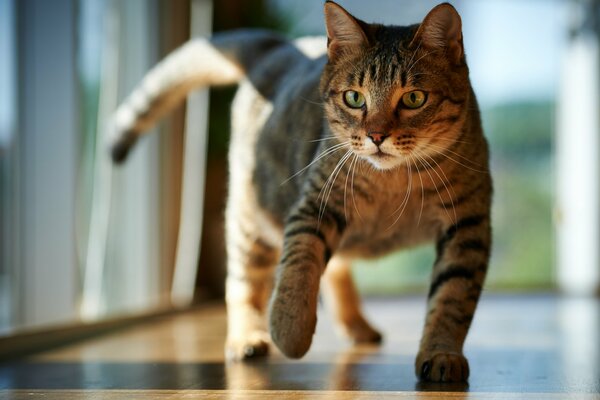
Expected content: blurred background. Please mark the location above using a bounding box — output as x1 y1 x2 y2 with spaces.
0 0 598 337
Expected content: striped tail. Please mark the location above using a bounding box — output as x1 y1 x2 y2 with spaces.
108 29 285 163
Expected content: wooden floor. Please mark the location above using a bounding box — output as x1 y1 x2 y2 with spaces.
1 295 599 399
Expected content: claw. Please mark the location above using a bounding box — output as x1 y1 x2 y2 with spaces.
420 360 431 380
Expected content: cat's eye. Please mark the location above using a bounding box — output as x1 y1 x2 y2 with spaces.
343 90 366 109
401 90 427 109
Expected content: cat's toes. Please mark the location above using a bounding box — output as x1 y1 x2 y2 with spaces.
346 319 383 344
416 351 469 382
226 333 270 361
269 291 316 358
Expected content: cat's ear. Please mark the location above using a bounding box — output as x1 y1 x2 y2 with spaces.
411 3 463 64
324 1 368 59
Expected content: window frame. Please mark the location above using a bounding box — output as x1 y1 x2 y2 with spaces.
1 0 213 341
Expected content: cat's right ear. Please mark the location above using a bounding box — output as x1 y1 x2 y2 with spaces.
324 1 368 59
410 3 464 64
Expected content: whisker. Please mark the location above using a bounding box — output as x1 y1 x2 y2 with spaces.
343 153 353 222
299 96 325 107
390 162 411 218
421 151 458 224
387 160 413 231
350 154 364 222
281 141 350 185
404 40 422 75
318 150 354 227
413 150 456 224
412 153 450 223
307 135 339 143
408 154 425 227
406 49 440 77
419 135 474 145
410 72 434 78
425 143 487 173
319 150 354 226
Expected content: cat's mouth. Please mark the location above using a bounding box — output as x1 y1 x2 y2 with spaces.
371 149 393 159
368 150 395 167
363 149 406 170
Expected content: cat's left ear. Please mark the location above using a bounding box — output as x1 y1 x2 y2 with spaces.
324 1 369 59
410 3 464 64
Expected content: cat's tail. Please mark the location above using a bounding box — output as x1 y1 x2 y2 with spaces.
108 29 285 163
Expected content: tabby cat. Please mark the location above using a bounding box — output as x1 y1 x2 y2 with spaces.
110 1 492 383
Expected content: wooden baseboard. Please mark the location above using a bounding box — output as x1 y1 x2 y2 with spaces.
0 304 206 361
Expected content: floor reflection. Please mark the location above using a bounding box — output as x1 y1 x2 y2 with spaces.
0 295 599 395
559 298 599 391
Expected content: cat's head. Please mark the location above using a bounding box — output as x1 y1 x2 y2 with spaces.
321 2 471 170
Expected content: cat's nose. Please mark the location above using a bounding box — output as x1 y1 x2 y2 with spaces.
367 131 389 146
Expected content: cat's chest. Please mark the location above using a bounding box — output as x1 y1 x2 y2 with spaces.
336 174 441 258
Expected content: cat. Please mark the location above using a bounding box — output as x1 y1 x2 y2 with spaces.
109 1 492 383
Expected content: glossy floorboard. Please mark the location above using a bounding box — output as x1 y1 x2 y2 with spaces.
1 295 599 399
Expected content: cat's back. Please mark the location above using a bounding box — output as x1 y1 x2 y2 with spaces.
230 36 329 223
244 36 327 100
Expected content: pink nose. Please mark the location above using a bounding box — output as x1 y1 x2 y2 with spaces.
367 131 389 146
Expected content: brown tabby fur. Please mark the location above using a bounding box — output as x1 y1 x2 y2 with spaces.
109 2 492 383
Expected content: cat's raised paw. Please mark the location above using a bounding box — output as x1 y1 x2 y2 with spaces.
416 351 469 382
225 333 270 361
269 289 317 358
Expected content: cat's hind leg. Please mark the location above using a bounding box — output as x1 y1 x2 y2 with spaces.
321 256 382 344
225 218 280 361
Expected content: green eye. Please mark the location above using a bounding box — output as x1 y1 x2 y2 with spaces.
343 90 366 109
401 90 427 109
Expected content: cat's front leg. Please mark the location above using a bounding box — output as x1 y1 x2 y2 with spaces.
269 207 342 358
416 213 491 382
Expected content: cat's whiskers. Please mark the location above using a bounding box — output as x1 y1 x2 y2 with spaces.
420 134 474 145
350 154 364 222
403 40 423 78
349 66 363 86
299 96 325 107
308 136 339 143
425 143 487 173
318 150 354 227
420 151 458 223
406 48 440 77
412 150 456 225
281 140 350 185
412 153 446 217
389 160 412 219
318 149 354 228
386 158 413 231
410 72 434 78
407 154 426 227
343 153 359 222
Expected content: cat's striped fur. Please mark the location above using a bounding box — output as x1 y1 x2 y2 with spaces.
109 2 492 383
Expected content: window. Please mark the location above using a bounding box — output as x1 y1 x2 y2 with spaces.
0 0 17 333
0 0 212 336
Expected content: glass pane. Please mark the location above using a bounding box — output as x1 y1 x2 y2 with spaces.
468 0 564 289
76 0 106 280
78 0 185 320
0 0 17 333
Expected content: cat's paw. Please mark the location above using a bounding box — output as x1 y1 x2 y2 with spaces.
225 332 270 361
416 351 469 382
269 288 317 359
346 318 383 344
